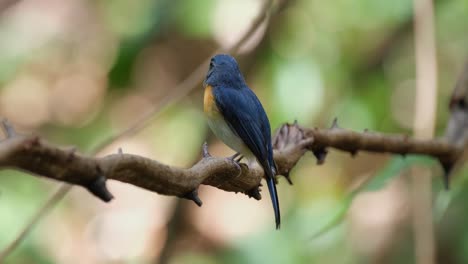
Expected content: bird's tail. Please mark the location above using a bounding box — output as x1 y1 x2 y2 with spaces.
264 164 281 229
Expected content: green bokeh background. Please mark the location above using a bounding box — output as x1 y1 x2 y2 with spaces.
0 0 467 263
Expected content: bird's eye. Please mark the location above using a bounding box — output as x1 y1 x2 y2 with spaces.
209 59 215 69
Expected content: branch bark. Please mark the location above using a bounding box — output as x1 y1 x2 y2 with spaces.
0 120 461 205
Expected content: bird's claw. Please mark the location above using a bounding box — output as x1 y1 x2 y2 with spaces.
229 152 244 163
226 157 243 175
226 155 248 177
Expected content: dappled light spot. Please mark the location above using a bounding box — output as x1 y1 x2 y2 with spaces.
270 7 315 59
192 185 270 242
347 178 410 259
0 75 50 128
212 0 266 53
50 67 106 126
391 79 416 129
272 59 324 123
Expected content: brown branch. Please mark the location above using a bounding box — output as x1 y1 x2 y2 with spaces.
300 126 457 166
0 121 461 205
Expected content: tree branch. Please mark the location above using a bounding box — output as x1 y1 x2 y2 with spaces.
0 120 461 205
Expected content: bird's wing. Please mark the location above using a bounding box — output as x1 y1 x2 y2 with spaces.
214 86 280 229
213 86 274 171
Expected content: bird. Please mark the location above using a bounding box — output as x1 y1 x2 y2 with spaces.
203 54 281 229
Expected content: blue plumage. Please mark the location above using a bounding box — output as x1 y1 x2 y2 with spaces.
204 54 281 229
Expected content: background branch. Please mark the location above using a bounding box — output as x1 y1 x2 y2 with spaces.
411 0 438 261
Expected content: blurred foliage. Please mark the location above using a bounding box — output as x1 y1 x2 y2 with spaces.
106 0 173 88
0 0 467 263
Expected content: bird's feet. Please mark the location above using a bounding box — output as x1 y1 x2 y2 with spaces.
227 153 247 176
229 152 244 163
226 157 242 175
202 142 245 176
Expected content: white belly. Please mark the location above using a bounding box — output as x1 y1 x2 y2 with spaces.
206 116 253 159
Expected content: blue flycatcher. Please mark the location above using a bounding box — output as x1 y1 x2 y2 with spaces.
203 54 280 229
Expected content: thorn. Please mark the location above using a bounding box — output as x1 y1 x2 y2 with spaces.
283 171 293 185
246 186 262 200
1 119 16 138
293 119 299 126
118 148 123 154
350 149 358 157
313 148 328 165
363 128 369 133
86 175 114 202
183 188 203 206
330 118 339 129
202 142 211 158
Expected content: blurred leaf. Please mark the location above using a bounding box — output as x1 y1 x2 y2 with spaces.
310 155 435 239
434 166 468 222
108 0 174 88
148 106 208 166
171 253 218 264
223 230 310 264
5 244 54 264
41 113 111 153
364 155 434 191
0 170 55 264
308 193 353 239
174 0 216 37
268 56 324 127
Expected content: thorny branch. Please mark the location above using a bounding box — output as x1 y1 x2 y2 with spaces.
0 119 461 205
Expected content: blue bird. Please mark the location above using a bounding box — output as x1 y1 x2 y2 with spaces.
203 54 280 229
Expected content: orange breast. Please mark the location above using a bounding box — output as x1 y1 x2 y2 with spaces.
204 85 219 117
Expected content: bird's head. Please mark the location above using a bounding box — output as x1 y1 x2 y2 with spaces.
204 54 245 88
